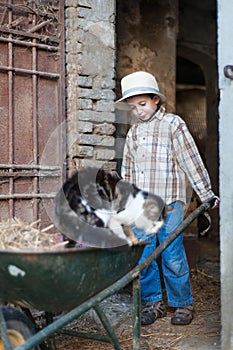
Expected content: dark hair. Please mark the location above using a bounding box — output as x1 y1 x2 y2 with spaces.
126 93 161 102
149 94 162 110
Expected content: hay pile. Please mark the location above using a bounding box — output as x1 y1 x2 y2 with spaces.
0 218 66 251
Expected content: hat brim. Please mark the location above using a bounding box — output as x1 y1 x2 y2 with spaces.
115 90 166 110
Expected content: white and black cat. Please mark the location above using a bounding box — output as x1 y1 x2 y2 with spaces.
54 167 167 246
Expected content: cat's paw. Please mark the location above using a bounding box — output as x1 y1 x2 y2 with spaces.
123 226 139 246
130 237 140 246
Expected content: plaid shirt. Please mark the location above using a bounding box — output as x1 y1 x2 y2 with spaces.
121 106 214 206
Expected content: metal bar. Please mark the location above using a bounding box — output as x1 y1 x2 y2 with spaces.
58 0 66 183
0 27 59 44
0 193 57 199
132 277 141 350
0 164 61 170
32 25 38 223
0 37 59 51
44 313 56 350
0 65 59 79
0 172 60 177
0 308 13 350
8 4 14 218
94 305 122 350
0 173 38 178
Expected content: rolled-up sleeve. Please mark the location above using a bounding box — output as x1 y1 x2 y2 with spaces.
172 121 214 203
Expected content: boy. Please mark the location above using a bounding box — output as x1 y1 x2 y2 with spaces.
115 71 219 325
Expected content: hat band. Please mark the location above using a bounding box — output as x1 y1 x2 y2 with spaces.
122 86 160 98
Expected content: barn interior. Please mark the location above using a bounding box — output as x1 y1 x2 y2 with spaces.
0 0 221 349
115 0 219 250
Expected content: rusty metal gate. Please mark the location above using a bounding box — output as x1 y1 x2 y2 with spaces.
0 0 65 230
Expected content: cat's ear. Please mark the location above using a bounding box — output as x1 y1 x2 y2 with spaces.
110 170 121 181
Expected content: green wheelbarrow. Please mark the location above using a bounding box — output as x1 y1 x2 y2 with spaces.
0 202 210 350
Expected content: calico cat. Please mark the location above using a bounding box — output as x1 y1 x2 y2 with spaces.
58 167 167 246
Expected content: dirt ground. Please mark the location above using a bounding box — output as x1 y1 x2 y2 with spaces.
55 238 220 350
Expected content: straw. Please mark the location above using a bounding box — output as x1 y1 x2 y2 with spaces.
0 218 66 251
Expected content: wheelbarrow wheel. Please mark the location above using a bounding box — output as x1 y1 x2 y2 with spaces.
0 306 36 350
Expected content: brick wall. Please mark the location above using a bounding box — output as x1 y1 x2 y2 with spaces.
65 0 116 174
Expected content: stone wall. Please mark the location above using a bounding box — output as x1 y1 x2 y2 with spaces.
65 0 116 175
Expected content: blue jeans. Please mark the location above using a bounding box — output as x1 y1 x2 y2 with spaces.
134 201 193 307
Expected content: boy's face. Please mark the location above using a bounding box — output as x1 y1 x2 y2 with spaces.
126 94 160 121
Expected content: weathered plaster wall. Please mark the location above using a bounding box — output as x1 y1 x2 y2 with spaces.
65 0 116 174
116 0 178 113
218 0 233 347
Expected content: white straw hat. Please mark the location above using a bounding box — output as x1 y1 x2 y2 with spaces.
115 71 166 110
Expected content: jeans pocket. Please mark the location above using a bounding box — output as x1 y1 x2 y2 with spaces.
165 202 184 235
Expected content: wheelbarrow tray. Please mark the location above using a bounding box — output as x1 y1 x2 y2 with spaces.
0 245 144 313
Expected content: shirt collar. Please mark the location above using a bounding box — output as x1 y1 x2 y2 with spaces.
155 105 166 120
